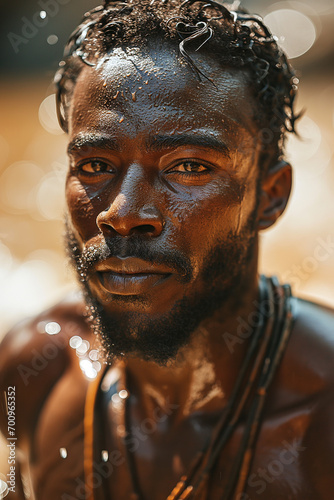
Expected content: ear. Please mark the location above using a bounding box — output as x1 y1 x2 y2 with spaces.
258 161 292 230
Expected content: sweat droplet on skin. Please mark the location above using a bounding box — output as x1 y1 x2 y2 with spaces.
119 117 124 123
113 90 119 100
132 92 136 102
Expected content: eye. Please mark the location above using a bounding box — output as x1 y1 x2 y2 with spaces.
170 161 209 174
78 160 114 175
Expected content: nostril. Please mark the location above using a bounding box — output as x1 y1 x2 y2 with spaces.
98 222 118 235
131 224 157 235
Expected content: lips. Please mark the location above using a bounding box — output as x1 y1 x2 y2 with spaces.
94 257 173 295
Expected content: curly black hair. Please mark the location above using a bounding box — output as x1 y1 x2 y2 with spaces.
55 0 300 163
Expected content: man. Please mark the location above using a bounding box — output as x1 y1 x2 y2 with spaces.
0 0 334 498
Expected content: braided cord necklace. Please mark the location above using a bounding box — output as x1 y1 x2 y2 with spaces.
84 276 294 500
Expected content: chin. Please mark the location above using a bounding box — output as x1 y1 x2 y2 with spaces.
82 289 200 365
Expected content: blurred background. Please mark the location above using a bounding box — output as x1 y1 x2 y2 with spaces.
0 0 333 338
0 0 334 488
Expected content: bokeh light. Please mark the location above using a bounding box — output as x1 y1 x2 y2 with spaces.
0 162 44 214
264 9 317 59
2 260 60 315
0 475 8 498
286 115 331 178
39 94 64 135
36 171 65 220
76 340 90 355
45 321 61 335
298 0 334 14
89 349 100 361
119 389 129 399
80 359 98 379
69 335 83 349
47 35 59 45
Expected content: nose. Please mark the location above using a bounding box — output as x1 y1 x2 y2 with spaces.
96 166 164 237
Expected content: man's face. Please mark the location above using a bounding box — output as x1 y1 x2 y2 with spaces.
65 41 262 363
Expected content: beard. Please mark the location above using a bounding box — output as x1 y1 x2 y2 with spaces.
65 212 257 366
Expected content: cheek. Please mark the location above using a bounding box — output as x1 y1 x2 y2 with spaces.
66 176 100 241
164 178 247 257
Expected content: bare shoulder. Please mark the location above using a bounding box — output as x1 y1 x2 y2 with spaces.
269 296 334 498
0 292 91 443
283 296 334 391
273 296 334 406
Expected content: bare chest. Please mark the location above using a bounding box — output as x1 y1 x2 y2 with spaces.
28 374 317 500
93 387 317 500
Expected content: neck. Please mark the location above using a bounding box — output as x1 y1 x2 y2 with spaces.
121 269 260 421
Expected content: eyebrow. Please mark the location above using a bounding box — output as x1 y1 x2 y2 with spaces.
146 134 230 157
67 133 120 156
67 132 230 157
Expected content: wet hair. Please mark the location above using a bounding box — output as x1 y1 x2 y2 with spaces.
55 0 300 163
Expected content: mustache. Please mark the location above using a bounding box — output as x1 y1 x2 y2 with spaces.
65 224 193 283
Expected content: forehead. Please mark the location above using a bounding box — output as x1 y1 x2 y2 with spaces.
69 41 258 147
